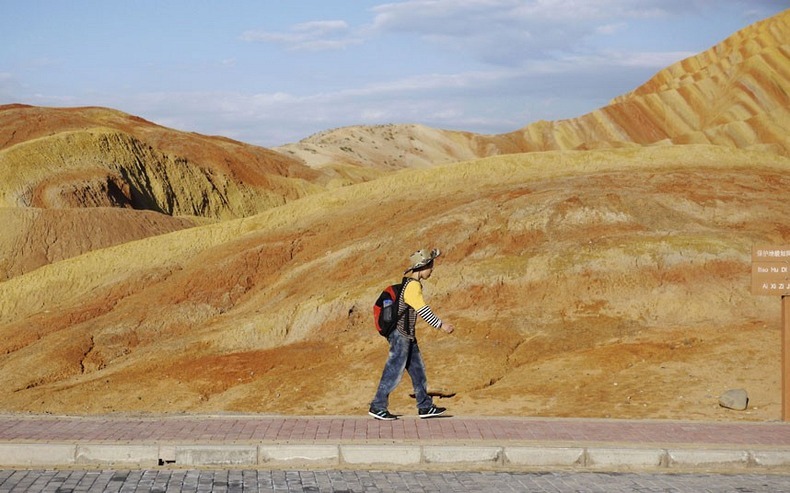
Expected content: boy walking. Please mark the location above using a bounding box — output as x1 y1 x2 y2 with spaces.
369 248 455 420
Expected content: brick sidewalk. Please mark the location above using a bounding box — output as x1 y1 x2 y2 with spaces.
1 414 788 446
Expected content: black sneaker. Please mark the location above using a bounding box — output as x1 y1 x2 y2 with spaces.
418 404 446 418
368 407 398 421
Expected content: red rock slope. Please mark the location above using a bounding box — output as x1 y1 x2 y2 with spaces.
0 105 333 278
0 104 326 218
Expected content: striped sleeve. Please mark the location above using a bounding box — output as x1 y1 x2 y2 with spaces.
416 305 443 329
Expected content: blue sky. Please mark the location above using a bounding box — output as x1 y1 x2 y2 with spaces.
1 1 786 147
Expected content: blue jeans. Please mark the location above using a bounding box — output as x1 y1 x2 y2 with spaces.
371 330 433 410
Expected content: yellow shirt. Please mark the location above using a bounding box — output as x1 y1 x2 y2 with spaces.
398 279 443 336
403 279 427 310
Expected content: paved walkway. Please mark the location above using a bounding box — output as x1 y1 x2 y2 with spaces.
4 468 790 492
1 414 789 471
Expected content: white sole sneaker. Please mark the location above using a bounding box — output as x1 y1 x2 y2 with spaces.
369 410 397 421
418 406 446 418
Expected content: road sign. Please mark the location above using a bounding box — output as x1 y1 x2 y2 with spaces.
752 246 790 421
752 246 790 296
752 262 790 295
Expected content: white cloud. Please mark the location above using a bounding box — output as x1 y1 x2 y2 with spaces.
240 19 362 51
237 1 778 67
239 1 677 61
595 22 626 35
364 1 622 65
365 0 769 65
293 20 351 34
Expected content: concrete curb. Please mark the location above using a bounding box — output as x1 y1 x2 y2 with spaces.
2 443 789 471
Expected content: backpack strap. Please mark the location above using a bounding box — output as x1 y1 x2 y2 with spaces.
395 277 413 326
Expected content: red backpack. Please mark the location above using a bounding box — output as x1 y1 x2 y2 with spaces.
373 279 409 338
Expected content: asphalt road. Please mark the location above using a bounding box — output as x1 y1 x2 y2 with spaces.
2 469 790 492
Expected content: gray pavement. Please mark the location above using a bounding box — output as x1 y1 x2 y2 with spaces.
2 468 790 492
1 414 789 473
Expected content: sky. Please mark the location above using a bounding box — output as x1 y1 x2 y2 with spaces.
1 1 787 148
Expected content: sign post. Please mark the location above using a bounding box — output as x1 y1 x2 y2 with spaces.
751 246 790 421
784 296 790 421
